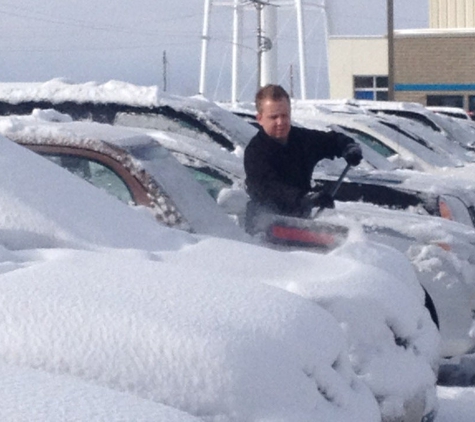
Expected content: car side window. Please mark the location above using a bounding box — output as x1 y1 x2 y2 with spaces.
44 154 134 204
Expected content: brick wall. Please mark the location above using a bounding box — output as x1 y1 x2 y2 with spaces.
395 34 475 83
430 0 475 28
394 32 475 107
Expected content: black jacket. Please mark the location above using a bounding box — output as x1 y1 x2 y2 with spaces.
244 126 355 217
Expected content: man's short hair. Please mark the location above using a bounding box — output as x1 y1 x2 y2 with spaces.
255 84 290 114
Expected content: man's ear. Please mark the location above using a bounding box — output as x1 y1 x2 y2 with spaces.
256 113 262 124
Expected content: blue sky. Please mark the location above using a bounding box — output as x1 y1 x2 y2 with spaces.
0 1 428 100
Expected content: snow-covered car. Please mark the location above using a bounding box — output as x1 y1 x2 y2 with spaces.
0 112 440 422
291 104 471 171
0 243 384 422
354 99 475 153
244 198 475 358
314 167 475 230
427 106 473 121
0 78 258 152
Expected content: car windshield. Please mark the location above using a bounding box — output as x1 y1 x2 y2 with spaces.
44 154 134 204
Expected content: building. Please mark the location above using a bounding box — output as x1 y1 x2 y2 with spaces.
328 0 475 113
430 0 475 28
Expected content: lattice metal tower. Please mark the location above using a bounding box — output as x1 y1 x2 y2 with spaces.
199 0 328 102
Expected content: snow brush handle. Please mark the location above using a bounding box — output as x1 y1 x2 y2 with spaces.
329 162 351 198
315 163 351 216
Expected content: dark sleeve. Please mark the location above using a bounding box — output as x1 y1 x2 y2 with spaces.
244 141 304 211
299 127 356 162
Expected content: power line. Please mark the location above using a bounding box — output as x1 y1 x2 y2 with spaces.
0 41 200 54
0 5 201 38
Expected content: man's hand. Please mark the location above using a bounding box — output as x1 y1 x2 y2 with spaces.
342 143 363 166
301 191 335 213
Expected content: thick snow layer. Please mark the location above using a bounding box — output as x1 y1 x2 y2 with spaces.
0 363 201 422
0 246 382 422
0 79 161 107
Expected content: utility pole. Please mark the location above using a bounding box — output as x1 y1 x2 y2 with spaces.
162 50 168 92
289 64 294 98
231 0 242 104
295 0 307 99
255 1 264 90
199 0 318 100
387 0 395 101
249 0 275 90
199 0 212 96
250 0 265 90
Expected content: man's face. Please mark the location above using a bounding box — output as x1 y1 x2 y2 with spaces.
256 98 291 144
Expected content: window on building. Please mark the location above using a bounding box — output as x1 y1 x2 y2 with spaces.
426 95 464 108
468 96 475 120
353 76 388 101
469 96 475 113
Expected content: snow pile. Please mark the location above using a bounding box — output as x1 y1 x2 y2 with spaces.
259 239 439 421
0 246 381 422
0 363 201 422
0 79 161 107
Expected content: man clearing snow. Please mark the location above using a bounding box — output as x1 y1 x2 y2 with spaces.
243 84 362 233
